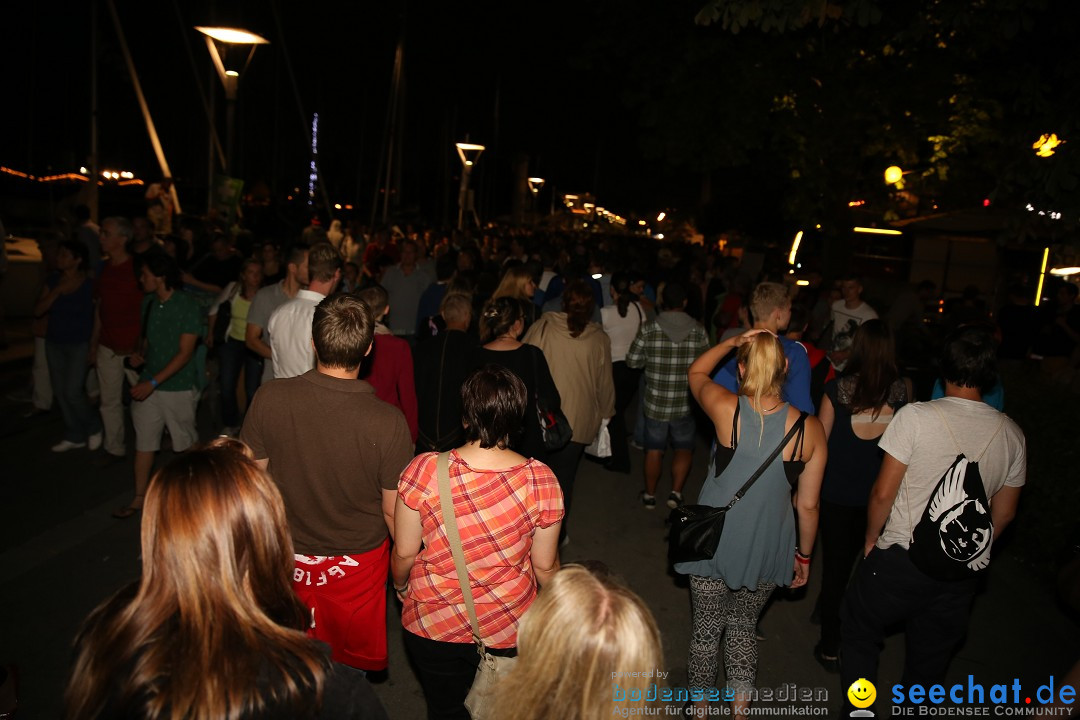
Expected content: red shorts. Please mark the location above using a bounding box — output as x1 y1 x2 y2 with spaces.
293 538 390 671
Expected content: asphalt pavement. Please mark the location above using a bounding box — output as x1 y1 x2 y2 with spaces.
1 339 1077 719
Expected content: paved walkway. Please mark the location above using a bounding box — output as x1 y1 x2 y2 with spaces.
1 351 1076 718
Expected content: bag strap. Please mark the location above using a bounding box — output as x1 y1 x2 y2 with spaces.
724 410 808 510
929 403 1007 462
928 404 963 455
435 451 486 653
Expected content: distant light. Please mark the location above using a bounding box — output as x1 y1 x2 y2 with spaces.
225 70 239 77
120 171 134 179
591 273 603 280
1035 247 1049 307
853 226 902 235
195 26 270 44
848 199 866 207
789 269 795 274
1050 267 1080 277
983 198 991 207
815 224 821 230
884 166 903 184
656 233 664 240
656 212 666 222
1033 133 1064 158
79 166 88 174
638 220 647 226
788 230 804 265
334 203 342 210
344 204 353 210
796 280 810 286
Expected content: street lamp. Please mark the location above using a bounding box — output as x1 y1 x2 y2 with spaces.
527 177 544 224
455 142 485 230
195 26 269 176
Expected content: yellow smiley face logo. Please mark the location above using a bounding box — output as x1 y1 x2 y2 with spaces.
847 678 877 709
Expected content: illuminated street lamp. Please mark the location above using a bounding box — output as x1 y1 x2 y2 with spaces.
455 142 485 230
527 177 545 224
195 25 269 176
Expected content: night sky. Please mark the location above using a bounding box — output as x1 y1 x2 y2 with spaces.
2 0 705 224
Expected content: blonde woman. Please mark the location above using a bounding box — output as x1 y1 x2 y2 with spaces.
489 565 663 720
676 330 826 712
492 264 539 331
66 438 388 719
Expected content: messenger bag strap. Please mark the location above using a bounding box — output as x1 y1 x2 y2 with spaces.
435 451 486 653
724 411 808 511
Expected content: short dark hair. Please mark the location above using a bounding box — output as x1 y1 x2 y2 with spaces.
356 284 389 313
940 326 998 395
461 365 527 450
286 244 309 267
308 242 343 283
143 249 182 290
312 293 374 369
661 281 687 310
59 240 90 271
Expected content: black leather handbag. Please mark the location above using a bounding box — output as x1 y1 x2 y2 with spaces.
669 411 807 565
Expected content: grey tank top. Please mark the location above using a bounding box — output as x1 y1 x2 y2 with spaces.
674 396 798 589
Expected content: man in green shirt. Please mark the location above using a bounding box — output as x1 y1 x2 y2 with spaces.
114 251 202 519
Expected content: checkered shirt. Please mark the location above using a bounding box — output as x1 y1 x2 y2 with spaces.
398 450 564 648
626 316 709 421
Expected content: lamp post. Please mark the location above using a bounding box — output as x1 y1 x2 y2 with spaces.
456 142 485 231
527 176 544 224
195 26 268 177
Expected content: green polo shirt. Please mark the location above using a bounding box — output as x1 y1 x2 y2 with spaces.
141 290 203 392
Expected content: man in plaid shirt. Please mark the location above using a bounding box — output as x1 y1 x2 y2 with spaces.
627 281 709 509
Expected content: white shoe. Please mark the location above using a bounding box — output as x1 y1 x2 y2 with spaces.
88 432 103 451
52 440 87 453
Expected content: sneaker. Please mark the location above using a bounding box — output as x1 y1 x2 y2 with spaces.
640 492 657 510
666 491 684 509
87 432 103 451
630 439 644 450
52 440 87 453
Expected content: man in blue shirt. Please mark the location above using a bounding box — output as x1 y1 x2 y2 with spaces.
713 281 815 414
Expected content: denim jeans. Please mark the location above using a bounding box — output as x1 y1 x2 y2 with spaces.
46 341 102 443
217 337 263 427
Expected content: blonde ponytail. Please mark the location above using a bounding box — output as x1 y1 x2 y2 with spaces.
735 333 787 444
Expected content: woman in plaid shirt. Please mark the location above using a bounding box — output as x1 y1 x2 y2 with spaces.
392 365 564 719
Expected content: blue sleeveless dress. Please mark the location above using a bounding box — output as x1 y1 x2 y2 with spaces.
674 396 798 589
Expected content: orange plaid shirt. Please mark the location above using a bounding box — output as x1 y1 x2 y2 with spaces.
399 450 564 648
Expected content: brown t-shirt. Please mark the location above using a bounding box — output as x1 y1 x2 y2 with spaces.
242 369 413 555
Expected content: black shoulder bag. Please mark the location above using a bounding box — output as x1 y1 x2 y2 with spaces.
669 410 808 565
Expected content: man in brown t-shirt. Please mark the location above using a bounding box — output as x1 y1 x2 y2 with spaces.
241 293 413 672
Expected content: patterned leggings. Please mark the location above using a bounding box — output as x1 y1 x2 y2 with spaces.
688 575 776 695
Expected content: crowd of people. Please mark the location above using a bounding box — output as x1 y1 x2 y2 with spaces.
22 205 1061 717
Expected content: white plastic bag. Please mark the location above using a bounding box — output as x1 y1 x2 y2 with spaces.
585 418 612 459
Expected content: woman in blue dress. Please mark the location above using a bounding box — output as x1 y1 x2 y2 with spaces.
678 329 827 712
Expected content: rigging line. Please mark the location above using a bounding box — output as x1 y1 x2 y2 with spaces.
105 0 182 213
270 0 334 220
169 0 225 171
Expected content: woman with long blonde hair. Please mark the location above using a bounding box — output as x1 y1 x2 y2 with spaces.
492 264 539 331
676 330 826 713
66 438 388 720
489 565 663 720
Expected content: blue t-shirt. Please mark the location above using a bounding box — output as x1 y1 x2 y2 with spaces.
930 378 1005 411
45 274 95 345
712 335 815 414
